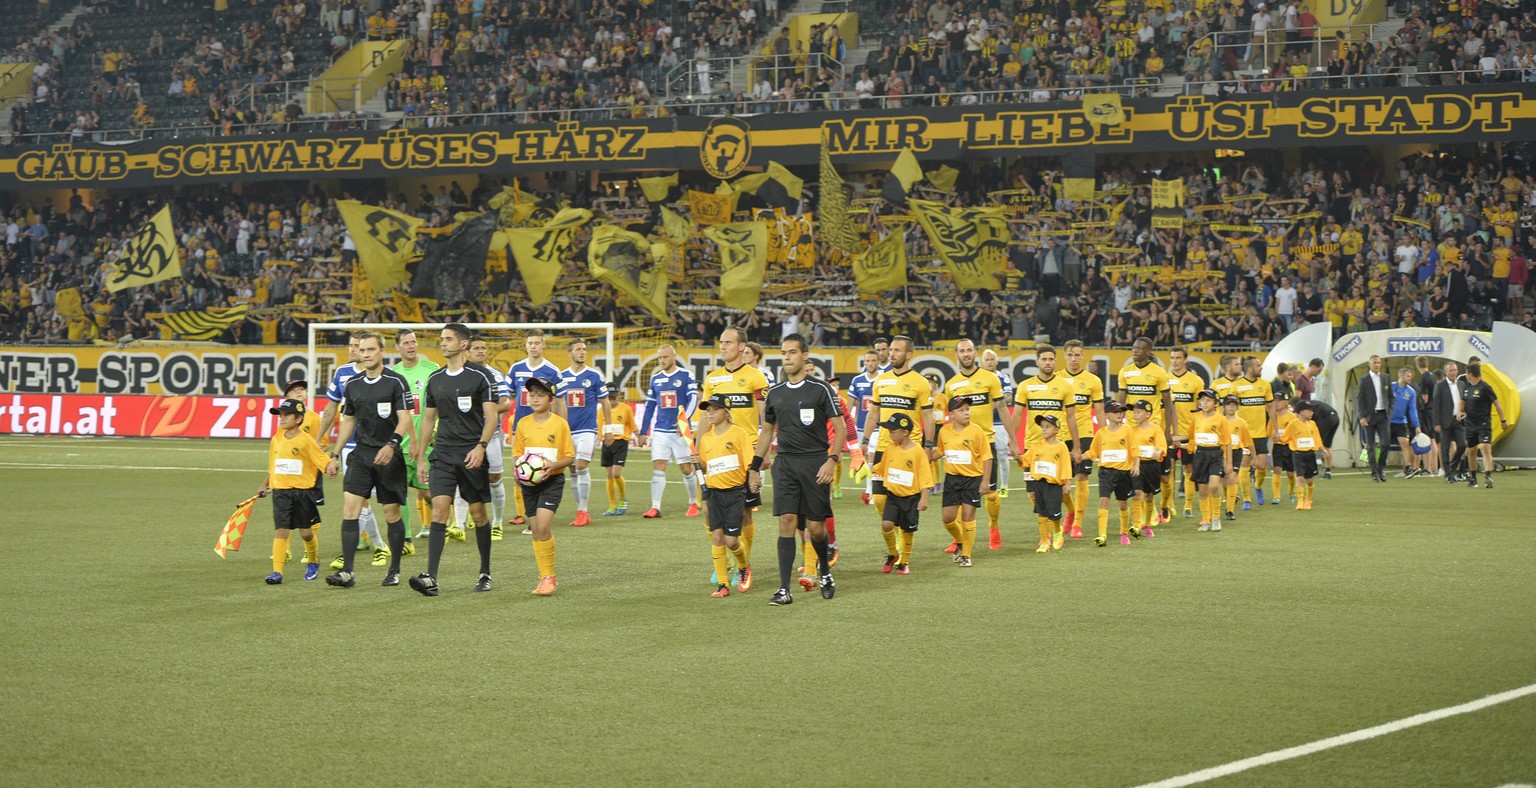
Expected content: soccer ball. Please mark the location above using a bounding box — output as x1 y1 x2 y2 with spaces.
514 452 550 485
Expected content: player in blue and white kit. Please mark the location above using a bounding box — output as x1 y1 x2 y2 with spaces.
874 337 893 374
983 348 1014 498
637 344 700 517
848 349 880 503
315 332 386 566
505 329 564 531
559 338 611 527
458 336 512 538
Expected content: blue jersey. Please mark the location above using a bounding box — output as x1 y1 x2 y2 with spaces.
559 366 609 435
508 358 562 427
640 367 699 435
994 373 1014 430
487 366 511 435
326 361 361 448
848 371 877 434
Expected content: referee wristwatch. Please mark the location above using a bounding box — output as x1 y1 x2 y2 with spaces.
477 440 488 448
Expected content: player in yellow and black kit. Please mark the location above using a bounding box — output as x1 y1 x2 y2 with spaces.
695 394 754 597
1062 339 1104 539
1221 394 1253 522
1016 345 1082 534
702 327 772 559
1115 338 1174 519
1129 399 1167 538
600 385 637 516
1165 347 1205 519
1024 414 1073 553
873 413 933 575
258 399 338 584
861 335 935 526
1086 400 1136 547
1284 400 1323 509
943 338 1015 555
1234 355 1277 507
1186 389 1233 532
936 399 992 567
1271 398 1299 506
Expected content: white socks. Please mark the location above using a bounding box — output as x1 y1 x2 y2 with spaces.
651 470 667 510
453 493 468 528
490 479 506 527
683 469 699 507
359 505 382 548
574 467 591 512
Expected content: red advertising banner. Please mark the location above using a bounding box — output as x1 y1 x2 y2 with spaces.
0 394 313 439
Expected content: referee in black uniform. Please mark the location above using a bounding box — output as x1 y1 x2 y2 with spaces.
748 333 845 606
410 323 501 596
326 331 413 588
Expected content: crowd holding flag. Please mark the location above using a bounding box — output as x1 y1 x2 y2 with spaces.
105 205 180 293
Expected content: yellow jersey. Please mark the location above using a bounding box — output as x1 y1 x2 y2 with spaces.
602 401 637 442
937 421 993 478
1283 419 1323 452
697 424 751 489
1167 369 1204 436
1024 440 1072 486
870 368 933 450
944 368 1005 438
1063 366 1105 440
932 390 950 426
1087 423 1136 471
702 363 771 446
1015 373 1075 447
1273 410 1298 447
299 409 322 445
1211 374 1242 402
875 441 934 497
1186 411 1231 450
1130 421 1167 464
1233 376 1274 438
1224 414 1254 451
1117 362 1171 426
267 428 330 490
511 412 576 477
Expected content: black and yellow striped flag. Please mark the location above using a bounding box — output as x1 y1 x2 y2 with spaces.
159 303 250 340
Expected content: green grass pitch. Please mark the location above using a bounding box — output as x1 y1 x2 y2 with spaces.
2 436 1534 786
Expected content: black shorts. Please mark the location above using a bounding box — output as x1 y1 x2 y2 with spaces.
1230 448 1246 470
1098 467 1133 501
870 450 886 496
342 447 408 505
272 487 321 530
1273 443 1294 470
310 470 325 506
704 485 746 536
882 492 921 532
1073 437 1094 476
1192 448 1225 483
1419 408 1434 432
1172 445 1193 464
1252 437 1270 454
772 454 833 521
942 473 982 508
1466 423 1493 446
1158 455 1173 477
519 472 566 514
1030 480 1064 518
600 440 630 467
1316 413 1340 446
1136 467 1161 495
1293 450 1318 478
428 446 492 504
1390 423 1415 442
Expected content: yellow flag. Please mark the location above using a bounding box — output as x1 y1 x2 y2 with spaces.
337 200 424 293
704 222 769 312
105 205 180 292
891 149 924 192
818 131 862 255
589 224 668 320
55 287 85 320
158 303 250 340
854 229 908 293
908 198 1009 291
928 165 960 194
688 189 736 225
351 262 376 310
214 495 260 558
508 207 592 305
659 206 692 246
1152 178 1186 209
393 290 425 322
1083 94 1126 126
1062 178 1096 202
638 173 680 203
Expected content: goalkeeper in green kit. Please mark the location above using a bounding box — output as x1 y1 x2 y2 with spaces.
393 329 443 548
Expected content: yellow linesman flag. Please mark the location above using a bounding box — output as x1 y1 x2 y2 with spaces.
508 207 593 305
393 290 425 322
214 495 261 558
908 198 1009 291
590 224 668 320
158 303 250 340
638 173 680 204
854 229 908 293
337 200 424 293
687 189 736 225
659 206 692 246
1083 94 1126 126
1152 178 1186 209
105 205 180 293
818 131 862 255
704 222 769 312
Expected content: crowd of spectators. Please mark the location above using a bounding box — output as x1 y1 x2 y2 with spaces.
2 140 1532 349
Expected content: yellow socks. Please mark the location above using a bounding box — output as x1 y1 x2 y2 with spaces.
729 544 749 569
711 545 730 585
881 527 899 557
872 494 887 519
984 492 1002 529
301 533 318 563
1143 496 1156 529
532 537 556 577
1073 479 1089 525
1255 467 1268 493
1160 480 1173 516
1238 471 1252 503
606 477 618 509
1226 480 1238 512
1062 488 1074 522
1272 469 1282 498
960 521 976 557
514 485 527 520
1118 506 1130 536
943 519 964 544
898 531 914 564
616 476 626 501
417 496 432 530
1097 507 1109 539
1285 475 1295 499
801 539 817 574
741 522 755 562
271 536 289 573
1037 515 1052 545
1183 476 1197 511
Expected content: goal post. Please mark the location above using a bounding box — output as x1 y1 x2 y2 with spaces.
307 322 617 393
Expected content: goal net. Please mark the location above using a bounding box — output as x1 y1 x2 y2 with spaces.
307 322 617 397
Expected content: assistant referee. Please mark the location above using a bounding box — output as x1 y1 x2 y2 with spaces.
748 333 845 607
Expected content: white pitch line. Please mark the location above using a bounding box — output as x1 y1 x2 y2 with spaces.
0 439 261 454
1136 683 1536 788
0 461 254 474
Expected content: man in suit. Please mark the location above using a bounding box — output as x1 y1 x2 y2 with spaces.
1354 354 1392 481
1431 360 1467 484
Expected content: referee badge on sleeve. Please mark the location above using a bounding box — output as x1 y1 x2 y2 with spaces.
457 396 473 413
800 408 815 426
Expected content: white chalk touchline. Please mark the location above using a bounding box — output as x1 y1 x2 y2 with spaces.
0 461 253 474
1136 683 1536 788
